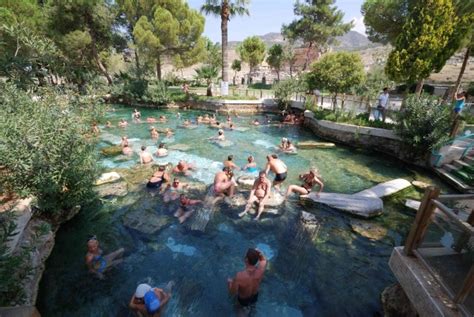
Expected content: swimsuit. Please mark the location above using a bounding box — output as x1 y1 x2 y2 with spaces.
90 252 107 273
238 293 259 306
454 99 465 113
274 172 287 182
246 166 259 173
147 179 163 189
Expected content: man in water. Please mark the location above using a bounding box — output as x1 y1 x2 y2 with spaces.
239 171 272 220
213 167 235 197
224 155 240 170
174 194 203 223
172 160 194 176
140 146 153 165
264 154 287 190
156 143 168 157
119 118 128 128
228 248 267 308
85 236 124 279
209 129 225 141
163 178 188 202
132 109 141 121
129 283 171 317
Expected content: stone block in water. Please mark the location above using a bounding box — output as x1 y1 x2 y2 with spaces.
94 181 128 198
123 209 172 234
237 175 256 190
350 220 388 241
354 178 411 198
101 145 123 157
168 144 191 151
301 192 383 218
296 141 335 149
95 172 121 185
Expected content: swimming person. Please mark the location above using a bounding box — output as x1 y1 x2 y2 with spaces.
239 171 272 220
283 140 297 154
132 109 141 121
105 121 113 128
146 117 158 123
119 119 128 128
174 194 203 223
146 165 170 189
243 156 259 173
165 128 173 138
150 127 159 139
264 154 288 190
140 146 154 165
163 178 188 202
155 143 168 157
253 119 260 126
122 144 133 156
213 167 235 197
172 160 195 176
129 283 171 317
285 168 324 199
227 248 267 309
224 155 240 171
279 138 288 150
121 136 129 148
209 129 225 142
85 236 124 279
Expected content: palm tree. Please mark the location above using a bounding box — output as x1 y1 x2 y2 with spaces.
195 65 219 96
201 0 250 95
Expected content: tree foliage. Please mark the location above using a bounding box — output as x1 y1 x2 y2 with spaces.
385 0 461 85
133 0 205 80
237 36 266 74
194 65 219 96
353 65 394 104
282 0 352 69
307 52 366 96
266 44 284 81
273 78 307 110
0 84 102 214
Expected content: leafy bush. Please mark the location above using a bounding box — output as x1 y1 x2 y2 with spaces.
144 80 171 104
311 108 395 129
395 94 451 158
248 83 272 90
273 78 306 110
0 83 101 215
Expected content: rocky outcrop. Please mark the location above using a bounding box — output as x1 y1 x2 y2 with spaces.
300 211 321 239
94 172 121 186
381 283 418 317
123 209 172 235
101 145 122 157
301 192 383 218
94 181 128 198
237 175 256 190
5 198 33 255
350 220 388 240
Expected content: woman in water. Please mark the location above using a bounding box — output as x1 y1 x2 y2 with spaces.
285 168 324 199
243 156 259 173
146 165 170 189
155 143 168 157
85 236 124 279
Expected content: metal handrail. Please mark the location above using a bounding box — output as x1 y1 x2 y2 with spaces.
431 133 474 167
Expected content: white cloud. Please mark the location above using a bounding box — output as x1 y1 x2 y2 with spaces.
351 16 367 36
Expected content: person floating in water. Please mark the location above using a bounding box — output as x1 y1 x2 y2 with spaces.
105 121 113 128
264 154 287 191
85 236 124 279
129 283 172 317
165 128 173 138
278 138 288 151
146 117 158 123
285 167 324 199
132 109 141 121
282 140 297 154
239 171 272 220
147 165 170 189
209 129 225 142
159 115 167 123
228 248 267 309
155 143 168 157
224 155 240 171
119 118 128 128
213 167 235 197
174 194 203 223
243 156 258 173
140 146 154 165
172 160 195 176
163 178 188 202
150 126 159 139
252 119 260 126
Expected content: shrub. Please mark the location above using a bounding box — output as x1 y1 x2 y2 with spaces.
144 80 171 104
395 94 451 159
0 83 101 215
273 78 306 110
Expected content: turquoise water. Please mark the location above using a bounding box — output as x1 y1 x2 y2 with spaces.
38 106 445 316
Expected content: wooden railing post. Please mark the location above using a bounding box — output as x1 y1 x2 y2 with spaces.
453 265 474 304
404 186 440 256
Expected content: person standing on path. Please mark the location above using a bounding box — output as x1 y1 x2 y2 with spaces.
375 87 389 122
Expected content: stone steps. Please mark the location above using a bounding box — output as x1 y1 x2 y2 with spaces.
463 155 474 164
452 159 470 169
434 168 474 193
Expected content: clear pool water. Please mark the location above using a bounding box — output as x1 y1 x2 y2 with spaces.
37 106 447 316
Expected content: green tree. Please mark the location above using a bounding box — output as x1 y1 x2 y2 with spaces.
353 65 393 110
266 44 284 81
273 78 307 110
237 36 266 79
47 0 118 85
0 83 102 215
195 65 219 96
201 0 250 94
203 37 223 69
361 0 408 45
231 59 241 85
307 52 365 109
133 1 205 80
283 44 297 78
385 0 460 95
282 0 352 70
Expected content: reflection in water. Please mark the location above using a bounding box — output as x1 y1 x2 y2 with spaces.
37 106 445 316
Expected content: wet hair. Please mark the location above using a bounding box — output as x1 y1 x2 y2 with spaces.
159 143 165 148
158 165 166 171
259 171 266 176
228 155 233 161
248 155 254 162
271 154 278 159
223 166 232 173
218 131 223 135
141 146 146 151
246 248 259 266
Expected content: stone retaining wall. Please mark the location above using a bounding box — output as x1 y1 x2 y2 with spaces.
303 111 421 165
183 99 279 114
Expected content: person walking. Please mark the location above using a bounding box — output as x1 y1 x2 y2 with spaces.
375 87 389 122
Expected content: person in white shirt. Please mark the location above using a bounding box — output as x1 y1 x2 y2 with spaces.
375 87 389 122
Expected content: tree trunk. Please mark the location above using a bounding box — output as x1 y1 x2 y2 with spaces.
333 93 337 111
207 81 212 96
303 42 313 71
453 47 470 99
85 13 112 85
415 80 424 96
221 1 229 95
156 56 162 81
277 70 280 81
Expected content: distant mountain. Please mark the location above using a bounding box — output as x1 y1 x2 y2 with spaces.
228 31 380 51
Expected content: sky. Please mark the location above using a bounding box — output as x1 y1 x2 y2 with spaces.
187 0 366 43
